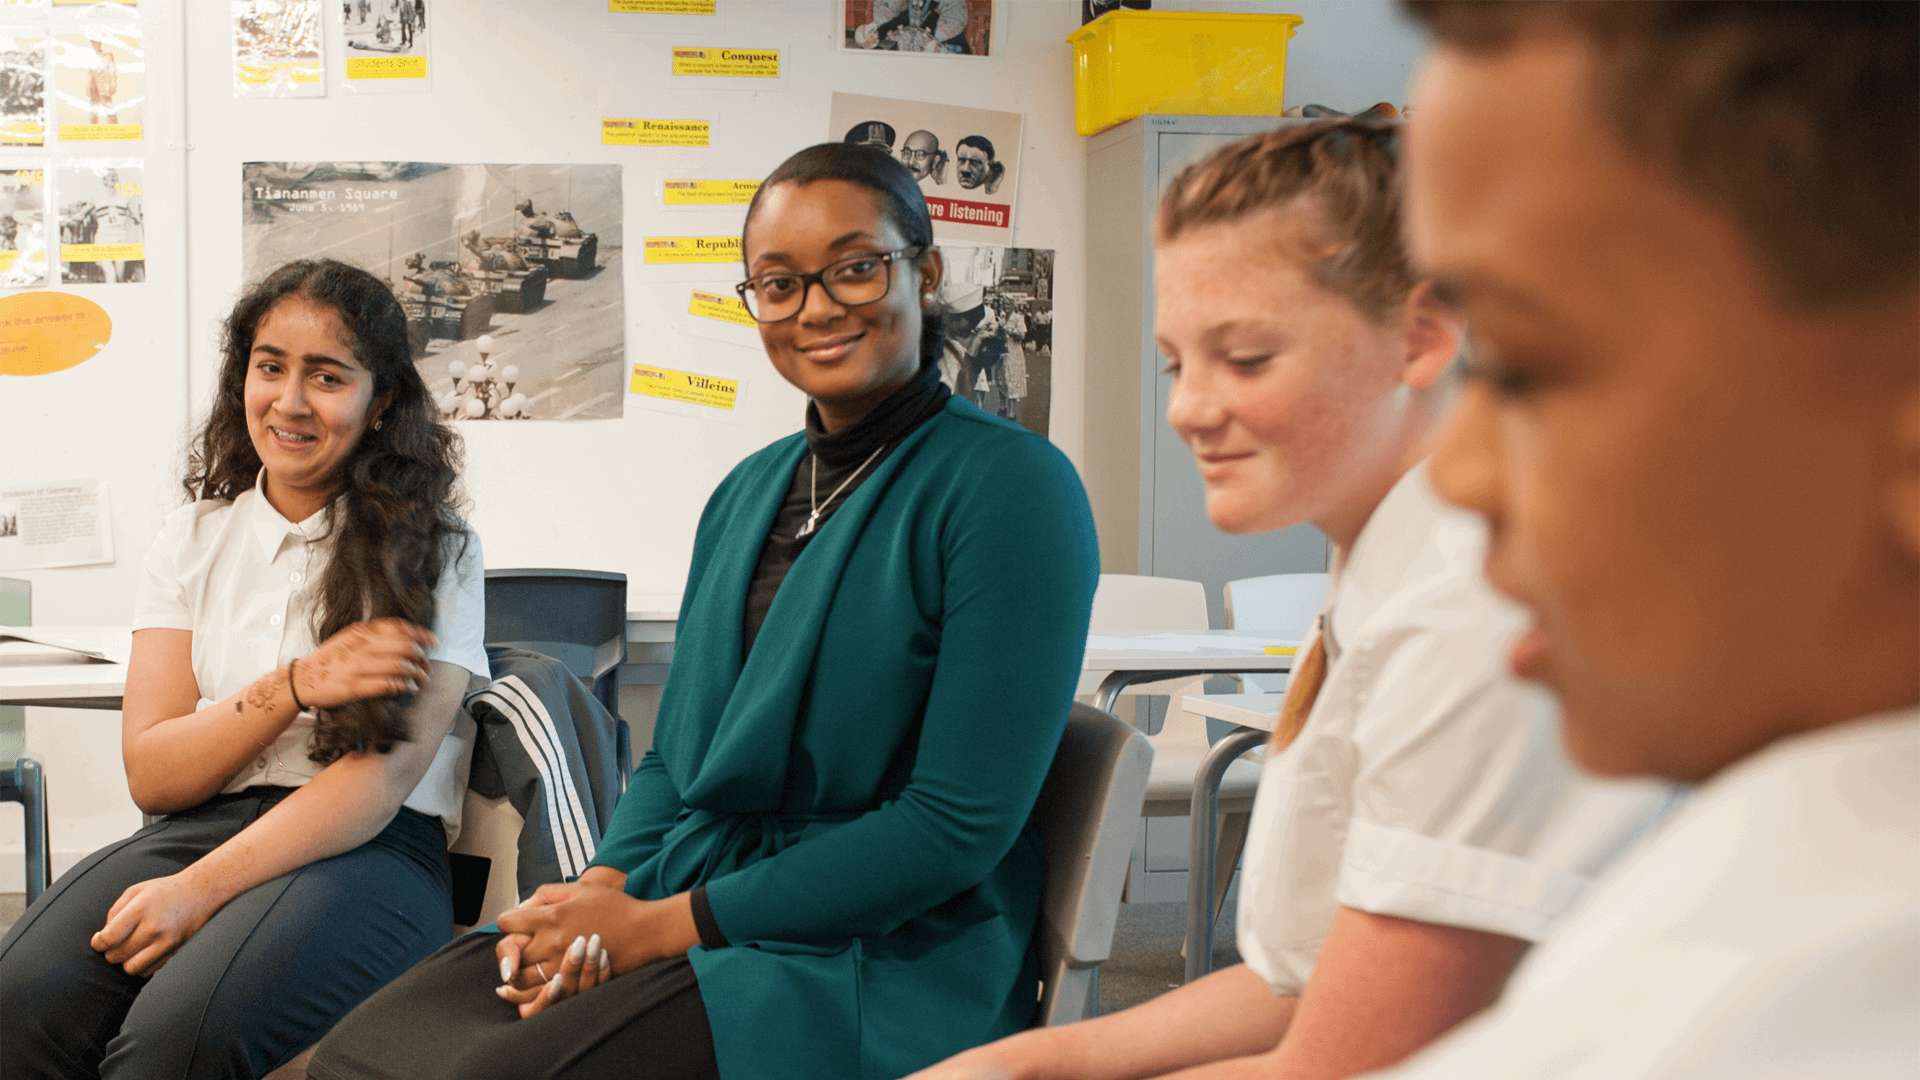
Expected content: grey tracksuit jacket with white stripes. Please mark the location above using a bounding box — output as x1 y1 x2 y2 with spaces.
465 646 630 900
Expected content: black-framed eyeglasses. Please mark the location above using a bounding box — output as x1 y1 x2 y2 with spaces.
735 245 924 324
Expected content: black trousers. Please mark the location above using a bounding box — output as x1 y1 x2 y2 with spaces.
0 787 451 1080
309 933 718 1080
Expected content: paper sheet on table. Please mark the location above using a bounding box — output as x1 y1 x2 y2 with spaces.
0 627 131 665
1085 633 1302 654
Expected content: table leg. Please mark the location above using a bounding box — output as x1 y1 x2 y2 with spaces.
1093 670 1184 719
1185 725 1267 984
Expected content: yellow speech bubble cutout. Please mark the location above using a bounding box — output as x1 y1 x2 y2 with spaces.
0 292 112 376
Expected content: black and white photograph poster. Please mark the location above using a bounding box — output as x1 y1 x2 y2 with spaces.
58 158 142 284
840 0 993 56
936 241 1052 435
243 161 626 420
0 166 46 288
1080 0 1150 26
829 91 1022 246
337 0 431 94
52 27 142 142
0 31 47 146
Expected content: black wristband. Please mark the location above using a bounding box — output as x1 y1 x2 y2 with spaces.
689 885 730 949
287 657 308 713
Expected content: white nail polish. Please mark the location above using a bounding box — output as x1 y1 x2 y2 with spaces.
568 936 586 962
496 985 511 999
548 973 564 995
586 933 601 958
599 949 610 973
500 956 514 983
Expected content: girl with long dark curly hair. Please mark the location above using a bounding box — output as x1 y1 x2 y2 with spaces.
0 259 491 1078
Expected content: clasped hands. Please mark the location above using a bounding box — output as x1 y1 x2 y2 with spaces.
494 867 696 1018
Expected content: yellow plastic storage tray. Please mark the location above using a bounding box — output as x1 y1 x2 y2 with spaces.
1069 11 1302 136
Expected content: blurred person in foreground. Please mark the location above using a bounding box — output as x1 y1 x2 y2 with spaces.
1368 2 1918 1076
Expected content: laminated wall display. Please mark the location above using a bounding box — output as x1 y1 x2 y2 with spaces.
57 156 141 283
0 477 113 571
336 0 429 94
0 30 46 145
0 164 47 286
52 24 142 141
935 241 1052 434
232 0 323 97
829 91 1022 244
840 0 994 57
243 161 626 420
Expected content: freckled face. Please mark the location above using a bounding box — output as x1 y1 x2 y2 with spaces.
1157 209 1410 537
244 297 379 515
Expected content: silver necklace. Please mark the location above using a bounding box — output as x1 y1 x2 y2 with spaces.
799 444 887 538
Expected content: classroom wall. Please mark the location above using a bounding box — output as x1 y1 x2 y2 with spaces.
1 0 1427 887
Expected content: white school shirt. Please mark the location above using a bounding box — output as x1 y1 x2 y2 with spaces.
130 479 490 841
1367 707 1920 1080
1236 464 1680 995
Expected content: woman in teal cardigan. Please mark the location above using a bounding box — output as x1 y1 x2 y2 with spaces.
311 143 1099 1080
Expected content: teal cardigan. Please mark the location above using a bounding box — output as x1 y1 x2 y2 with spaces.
591 396 1099 1079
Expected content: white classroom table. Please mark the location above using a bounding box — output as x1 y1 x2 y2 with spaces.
0 628 131 710
1084 633 1297 984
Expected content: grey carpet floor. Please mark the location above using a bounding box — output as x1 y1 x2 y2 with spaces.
0 884 1236 1017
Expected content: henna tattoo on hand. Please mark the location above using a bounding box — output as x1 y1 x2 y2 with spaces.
244 677 277 713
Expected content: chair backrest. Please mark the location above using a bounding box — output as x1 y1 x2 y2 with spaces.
1222 573 1328 635
482 569 626 719
0 578 27 761
1030 702 1154 1027
0 577 28 628
1223 573 1328 693
1079 574 1209 699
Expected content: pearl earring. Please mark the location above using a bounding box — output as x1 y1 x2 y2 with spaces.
374 419 384 431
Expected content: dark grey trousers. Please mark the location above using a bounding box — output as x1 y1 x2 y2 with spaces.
0 787 451 1080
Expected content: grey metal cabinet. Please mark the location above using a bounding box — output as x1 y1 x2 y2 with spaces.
1084 115 1330 631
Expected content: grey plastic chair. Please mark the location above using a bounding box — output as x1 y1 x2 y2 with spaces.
0 576 50 904
1030 702 1155 1027
481 568 627 720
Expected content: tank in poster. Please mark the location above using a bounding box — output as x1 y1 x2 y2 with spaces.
243 161 626 421
0 32 47 146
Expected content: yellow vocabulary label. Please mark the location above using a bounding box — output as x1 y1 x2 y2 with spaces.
0 251 20 273
346 55 428 80
603 118 710 147
662 180 760 205
643 236 741 264
235 61 322 85
62 243 143 262
1263 646 1300 656
611 0 716 12
0 119 43 145
58 124 141 142
670 47 778 78
688 290 755 327
630 365 737 410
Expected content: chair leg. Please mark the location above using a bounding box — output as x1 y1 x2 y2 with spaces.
17 756 48 905
1213 810 1251 922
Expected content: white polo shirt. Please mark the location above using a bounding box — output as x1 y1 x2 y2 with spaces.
1236 464 1680 994
1369 708 1920 1079
131 479 489 840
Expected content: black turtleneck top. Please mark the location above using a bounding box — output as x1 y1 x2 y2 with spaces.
740 360 951 658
